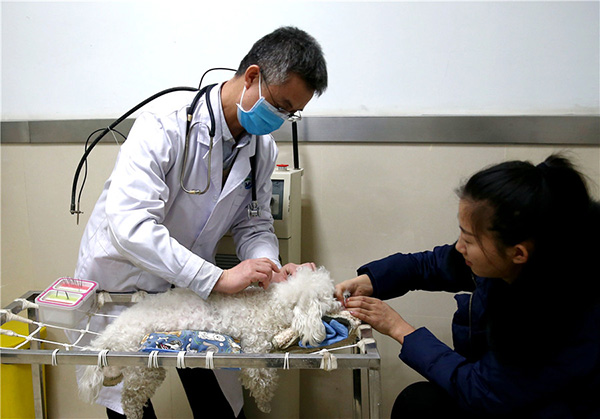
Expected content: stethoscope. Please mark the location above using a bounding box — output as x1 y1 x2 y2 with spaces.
70 68 265 222
181 81 261 217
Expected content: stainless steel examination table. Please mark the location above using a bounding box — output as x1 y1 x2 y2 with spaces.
1 291 382 418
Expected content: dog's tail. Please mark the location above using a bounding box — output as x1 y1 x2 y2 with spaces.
78 365 104 404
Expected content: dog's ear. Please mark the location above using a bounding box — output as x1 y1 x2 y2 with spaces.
292 299 326 347
78 366 105 403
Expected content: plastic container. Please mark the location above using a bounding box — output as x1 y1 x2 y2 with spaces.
35 277 98 327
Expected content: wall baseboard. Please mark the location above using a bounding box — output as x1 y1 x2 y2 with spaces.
2 116 598 145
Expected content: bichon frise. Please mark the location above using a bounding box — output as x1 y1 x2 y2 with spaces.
78 267 357 418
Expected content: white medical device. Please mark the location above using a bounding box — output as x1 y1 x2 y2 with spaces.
216 164 303 267
270 165 303 264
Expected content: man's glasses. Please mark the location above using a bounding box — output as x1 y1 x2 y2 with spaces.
263 76 302 121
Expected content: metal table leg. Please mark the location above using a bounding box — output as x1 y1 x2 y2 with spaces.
368 366 382 418
352 367 362 418
27 298 47 419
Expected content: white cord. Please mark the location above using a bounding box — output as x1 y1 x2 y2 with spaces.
107 127 121 145
308 337 376 355
14 298 39 310
13 326 38 350
90 313 119 319
97 292 112 308
71 315 98 349
0 328 82 351
0 329 18 337
51 349 60 366
147 350 159 368
205 350 215 369
357 324 370 339
1 310 34 324
283 352 290 370
357 338 376 354
131 291 148 303
177 351 186 369
0 310 102 341
0 297 106 352
97 350 109 368
318 349 338 371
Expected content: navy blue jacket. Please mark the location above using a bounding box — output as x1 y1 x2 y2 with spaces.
358 244 600 417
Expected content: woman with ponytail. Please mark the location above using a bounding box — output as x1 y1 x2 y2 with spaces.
336 154 599 418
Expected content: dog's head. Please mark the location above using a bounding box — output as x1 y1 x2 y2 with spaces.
273 267 342 347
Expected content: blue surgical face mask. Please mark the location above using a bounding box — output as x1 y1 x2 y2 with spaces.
236 73 286 135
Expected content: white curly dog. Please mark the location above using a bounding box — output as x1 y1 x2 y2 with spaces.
78 267 355 418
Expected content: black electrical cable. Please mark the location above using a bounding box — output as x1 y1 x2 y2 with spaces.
75 127 128 221
70 66 236 221
196 67 236 89
292 120 300 170
70 86 198 218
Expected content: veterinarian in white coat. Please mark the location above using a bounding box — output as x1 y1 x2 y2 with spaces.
73 26 327 418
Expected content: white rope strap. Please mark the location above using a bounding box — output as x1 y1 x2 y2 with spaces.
70 316 97 349
147 350 159 368
14 326 39 350
90 313 119 319
283 352 290 370
307 337 377 355
0 328 32 350
205 350 215 369
357 338 376 354
14 298 39 310
0 328 79 351
0 329 19 337
309 343 352 354
107 127 121 145
97 291 112 308
318 349 338 371
0 310 34 324
98 350 109 368
357 324 370 339
0 310 102 343
0 309 97 351
51 349 60 366
177 351 187 369
131 291 148 303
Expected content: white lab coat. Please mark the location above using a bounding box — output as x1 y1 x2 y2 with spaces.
73 82 280 415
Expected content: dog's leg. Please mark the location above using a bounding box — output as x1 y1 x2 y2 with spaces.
240 368 279 413
121 366 166 419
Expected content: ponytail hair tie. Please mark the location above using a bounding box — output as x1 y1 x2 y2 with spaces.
536 161 549 170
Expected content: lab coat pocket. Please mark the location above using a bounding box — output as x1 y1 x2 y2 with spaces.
95 221 116 255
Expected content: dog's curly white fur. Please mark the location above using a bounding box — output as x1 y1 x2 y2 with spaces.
78 267 346 418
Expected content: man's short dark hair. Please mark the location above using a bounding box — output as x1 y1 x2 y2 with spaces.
236 26 328 96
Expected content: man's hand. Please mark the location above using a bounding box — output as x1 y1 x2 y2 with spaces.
213 258 280 294
271 262 317 283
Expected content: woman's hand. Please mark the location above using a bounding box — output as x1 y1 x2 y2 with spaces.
334 274 374 305
345 296 416 345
